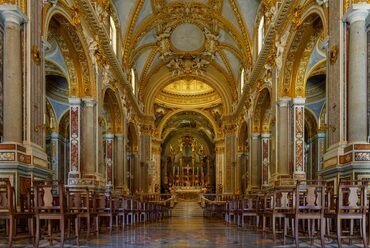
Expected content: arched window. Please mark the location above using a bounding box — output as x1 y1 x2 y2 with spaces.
131 68 136 95
258 16 264 54
240 68 245 94
110 16 117 54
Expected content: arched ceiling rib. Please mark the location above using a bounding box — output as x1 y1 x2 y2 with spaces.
113 0 258 115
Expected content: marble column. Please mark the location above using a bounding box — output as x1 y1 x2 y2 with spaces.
277 97 290 176
261 133 270 187
2 10 26 143
68 98 81 185
105 133 114 186
215 143 225 193
81 98 96 178
292 98 305 180
347 9 369 143
316 132 325 179
115 134 124 189
51 132 59 180
250 133 261 189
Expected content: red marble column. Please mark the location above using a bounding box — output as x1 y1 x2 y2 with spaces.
105 133 114 186
261 133 270 186
68 98 81 185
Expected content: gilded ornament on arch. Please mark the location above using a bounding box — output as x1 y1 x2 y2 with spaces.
32 45 41 65
329 45 338 65
71 6 81 28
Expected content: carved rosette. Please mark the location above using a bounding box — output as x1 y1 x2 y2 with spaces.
68 98 81 184
293 98 305 179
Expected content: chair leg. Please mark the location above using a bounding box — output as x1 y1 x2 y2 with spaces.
87 216 90 239
283 217 287 245
320 218 325 248
60 219 65 248
362 218 367 248
294 218 299 248
272 217 276 241
35 217 40 247
337 218 342 248
8 217 14 248
75 217 80 246
96 216 99 237
48 219 52 245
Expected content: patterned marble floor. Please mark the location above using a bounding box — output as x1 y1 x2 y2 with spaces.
0 216 365 247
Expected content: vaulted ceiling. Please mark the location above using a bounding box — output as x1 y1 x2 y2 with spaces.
113 0 261 115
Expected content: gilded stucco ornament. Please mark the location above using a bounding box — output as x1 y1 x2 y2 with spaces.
32 45 41 65
275 31 289 73
155 23 220 76
329 45 338 65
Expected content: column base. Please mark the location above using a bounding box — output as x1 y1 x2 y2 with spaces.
293 171 306 180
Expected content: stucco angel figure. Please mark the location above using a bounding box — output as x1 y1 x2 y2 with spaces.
203 27 219 53
275 31 289 71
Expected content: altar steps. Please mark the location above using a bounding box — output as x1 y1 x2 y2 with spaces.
172 202 204 218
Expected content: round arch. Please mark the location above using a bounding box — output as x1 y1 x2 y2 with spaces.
144 73 233 114
44 6 96 98
157 109 220 140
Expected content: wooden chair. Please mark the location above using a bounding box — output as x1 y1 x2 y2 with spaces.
262 186 295 240
95 192 118 234
34 181 79 247
66 187 98 238
0 179 34 247
284 181 326 247
239 195 260 229
325 180 367 247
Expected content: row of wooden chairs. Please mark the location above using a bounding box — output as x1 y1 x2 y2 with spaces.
0 180 171 247
205 180 368 248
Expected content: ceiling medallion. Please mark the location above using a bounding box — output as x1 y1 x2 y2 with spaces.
156 23 219 76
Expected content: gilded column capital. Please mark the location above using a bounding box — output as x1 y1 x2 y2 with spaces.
346 8 369 24
261 133 271 139
277 97 291 107
251 133 260 139
292 97 305 106
69 97 81 105
104 133 114 140
82 97 96 107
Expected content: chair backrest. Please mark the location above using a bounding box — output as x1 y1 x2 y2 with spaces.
34 181 64 213
295 181 325 214
0 179 14 214
66 187 95 213
337 180 367 214
264 186 295 212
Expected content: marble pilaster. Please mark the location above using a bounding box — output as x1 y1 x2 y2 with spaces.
115 134 124 189
347 9 369 143
81 98 96 179
68 98 81 184
250 133 261 189
277 97 290 177
292 98 305 180
2 10 26 143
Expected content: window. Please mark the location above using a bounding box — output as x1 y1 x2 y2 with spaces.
131 68 136 95
240 68 245 94
110 16 117 54
258 16 264 54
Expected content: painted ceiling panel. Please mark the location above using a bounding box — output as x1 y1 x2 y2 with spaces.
113 0 137 41
236 0 260 39
135 29 156 50
133 0 153 32
147 53 161 74
219 29 238 49
135 48 153 81
214 52 229 74
223 49 240 80
222 0 241 33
